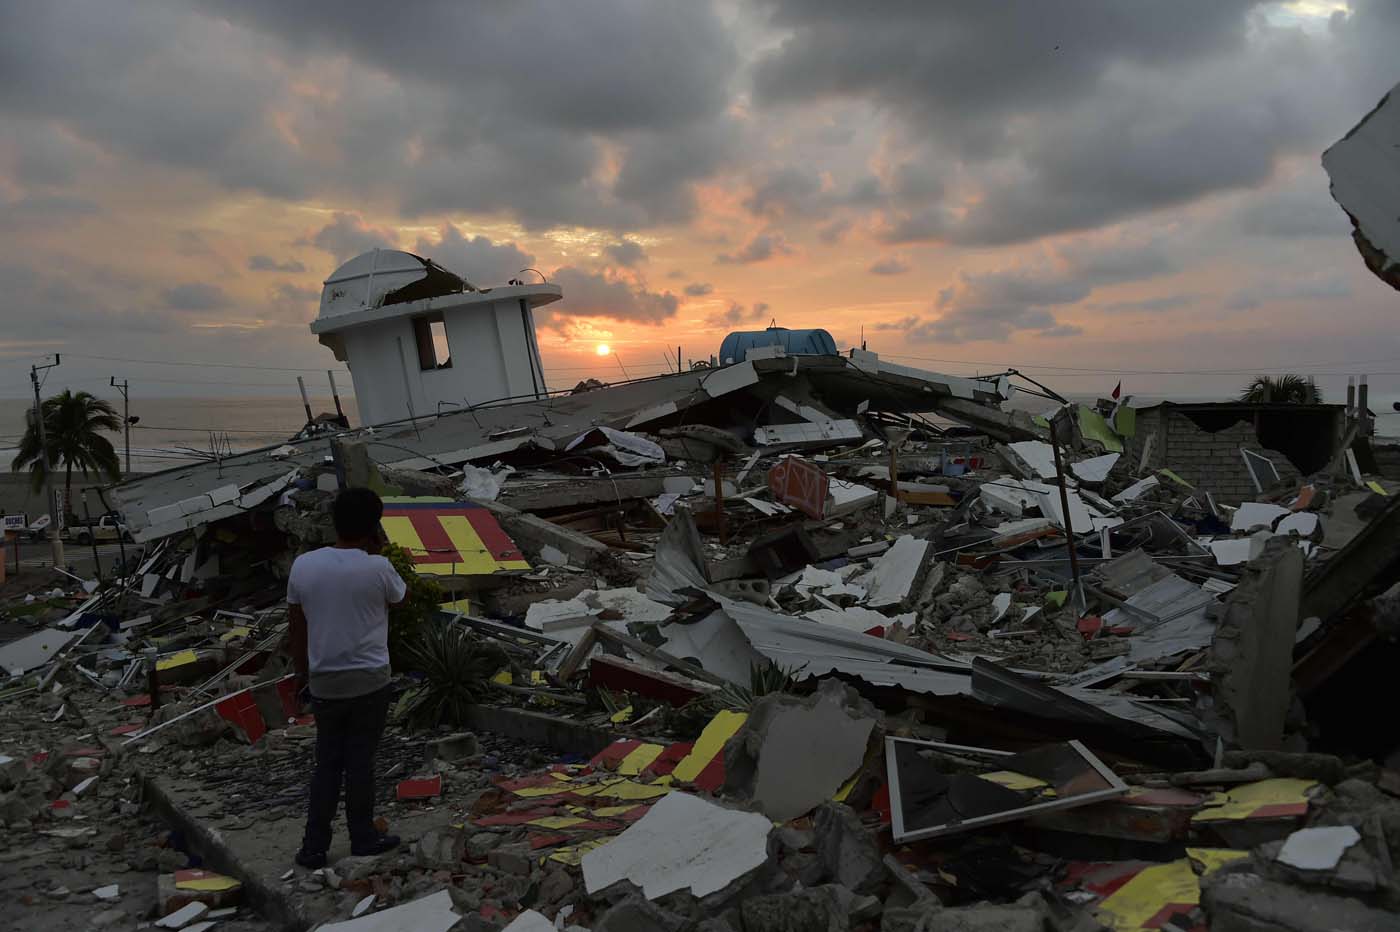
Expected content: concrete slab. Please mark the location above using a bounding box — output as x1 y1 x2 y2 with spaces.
317 889 458 932
581 792 772 899
1008 441 1058 480
725 680 877 822
0 627 78 675
1071 453 1120 483
861 535 929 609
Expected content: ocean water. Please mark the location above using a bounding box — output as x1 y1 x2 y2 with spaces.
0 395 356 473
2 386 1392 478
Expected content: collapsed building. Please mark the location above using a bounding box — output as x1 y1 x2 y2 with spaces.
4 247 1400 932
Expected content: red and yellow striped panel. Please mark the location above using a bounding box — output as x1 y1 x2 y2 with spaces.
381 498 530 576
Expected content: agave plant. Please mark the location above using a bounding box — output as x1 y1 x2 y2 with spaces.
395 621 509 729
695 661 806 714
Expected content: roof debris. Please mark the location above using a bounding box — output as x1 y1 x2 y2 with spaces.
6 344 1400 932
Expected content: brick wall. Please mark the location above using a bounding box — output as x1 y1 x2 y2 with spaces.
1122 408 1304 506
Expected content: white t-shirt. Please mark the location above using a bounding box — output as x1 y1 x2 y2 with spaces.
287 547 408 675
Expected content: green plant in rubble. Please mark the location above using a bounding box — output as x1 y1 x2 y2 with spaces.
395 619 510 729
694 661 806 715
381 541 442 669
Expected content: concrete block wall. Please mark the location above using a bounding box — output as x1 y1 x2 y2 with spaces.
1123 409 1302 506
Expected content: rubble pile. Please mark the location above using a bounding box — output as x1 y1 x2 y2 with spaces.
4 349 1400 930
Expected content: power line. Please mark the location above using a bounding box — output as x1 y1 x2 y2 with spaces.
61 352 352 374
874 351 1400 376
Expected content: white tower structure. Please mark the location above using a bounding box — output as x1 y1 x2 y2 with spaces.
310 249 561 427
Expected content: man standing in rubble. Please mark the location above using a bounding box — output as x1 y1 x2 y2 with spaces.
287 487 406 868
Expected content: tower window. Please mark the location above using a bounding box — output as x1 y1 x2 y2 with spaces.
413 314 452 370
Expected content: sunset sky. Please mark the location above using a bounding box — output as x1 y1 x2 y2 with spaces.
2 1 1399 415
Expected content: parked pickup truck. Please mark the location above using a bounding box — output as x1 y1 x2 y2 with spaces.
69 514 133 545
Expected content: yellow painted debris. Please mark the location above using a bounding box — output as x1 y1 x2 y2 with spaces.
981 770 1052 793
1191 778 1317 823
1095 850 1246 931
594 779 671 801
175 872 241 892
527 816 588 830
616 743 664 776
547 838 609 866
672 710 747 784
156 650 198 672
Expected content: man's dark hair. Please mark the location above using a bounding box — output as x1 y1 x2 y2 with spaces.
333 488 384 541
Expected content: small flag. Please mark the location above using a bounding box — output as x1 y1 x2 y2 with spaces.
1111 381 1122 401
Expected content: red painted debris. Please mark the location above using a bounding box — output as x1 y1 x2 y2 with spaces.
768 457 831 519
474 808 560 827
396 775 443 800
527 832 568 850
109 723 141 736
214 691 266 744
641 743 692 779
588 740 644 771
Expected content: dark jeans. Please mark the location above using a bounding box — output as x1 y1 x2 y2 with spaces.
302 686 390 854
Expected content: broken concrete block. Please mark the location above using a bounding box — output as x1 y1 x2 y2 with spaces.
740 885 871 932
582 792 772 900
488 844 534 877
1208 538 1304 750
466 831 502 859
920 902 1044 932
813 802 886 894
593 894 692 932
414 827 466 869
433 732 479 764
1201 864 1397 932
724 679 878 822
537 868 575 906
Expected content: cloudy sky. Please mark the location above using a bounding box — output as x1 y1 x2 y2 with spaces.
1 0 1398 413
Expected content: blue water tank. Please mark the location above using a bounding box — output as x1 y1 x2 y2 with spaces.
718 327 838 364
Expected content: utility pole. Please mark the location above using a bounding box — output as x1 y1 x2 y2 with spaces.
110 377 131 475
31 355 63 569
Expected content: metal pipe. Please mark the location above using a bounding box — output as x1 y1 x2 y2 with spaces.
296 375 314 424
328 370 344 420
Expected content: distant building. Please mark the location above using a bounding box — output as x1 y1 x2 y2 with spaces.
310 249 561 427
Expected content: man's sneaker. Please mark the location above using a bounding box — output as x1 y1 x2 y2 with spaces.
351 833 400 857
294 849 327 869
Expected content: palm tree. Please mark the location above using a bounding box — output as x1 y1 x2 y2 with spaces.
1238 374 1322 405
11 390 123 517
